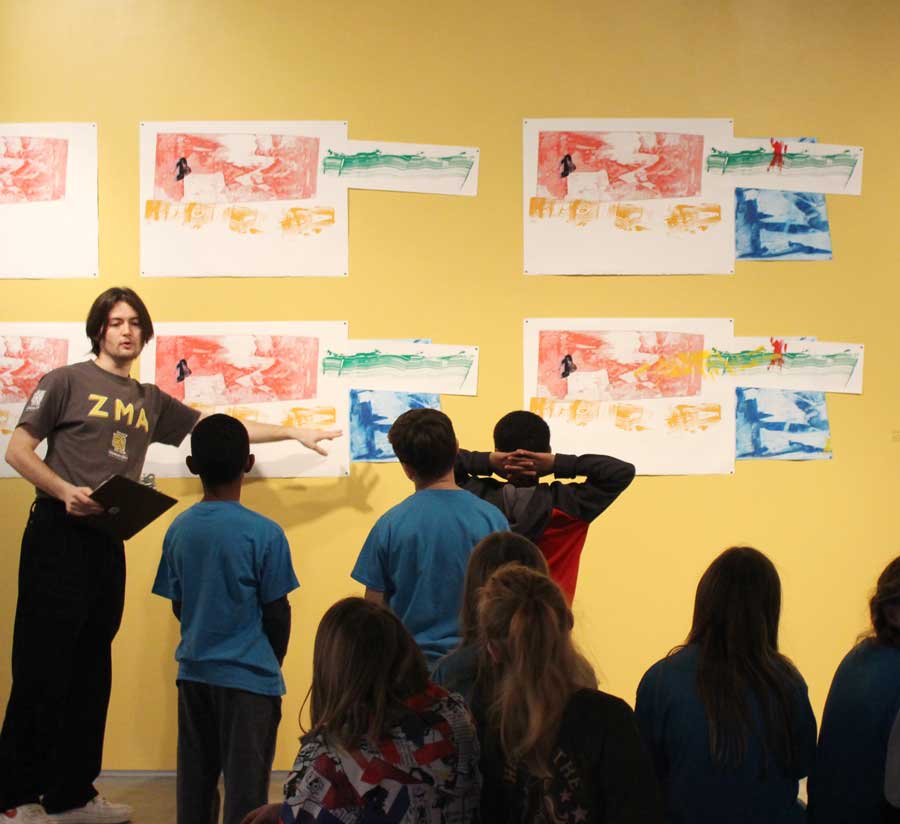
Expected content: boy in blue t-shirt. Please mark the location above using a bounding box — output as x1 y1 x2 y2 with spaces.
351 408 509 664
153 414 299 824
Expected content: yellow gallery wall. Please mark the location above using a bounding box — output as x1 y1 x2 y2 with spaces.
1 0 899 770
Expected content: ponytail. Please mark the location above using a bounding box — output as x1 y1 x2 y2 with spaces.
478 565 595 776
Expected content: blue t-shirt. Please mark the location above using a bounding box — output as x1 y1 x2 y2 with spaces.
152 500 299 697
351 488 508 662
635 644 816 824
808 639 900 824
432 643 480 705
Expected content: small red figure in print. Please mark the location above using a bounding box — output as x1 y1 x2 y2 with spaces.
768 337 787 371
769 139 786 173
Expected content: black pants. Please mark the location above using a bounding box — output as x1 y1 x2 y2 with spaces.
177 681 281 824
0 500 125 813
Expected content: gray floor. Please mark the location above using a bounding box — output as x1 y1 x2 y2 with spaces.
94 772 809 821
95 773 288 823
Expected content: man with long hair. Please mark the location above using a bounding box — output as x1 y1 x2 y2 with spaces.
0 288 339 824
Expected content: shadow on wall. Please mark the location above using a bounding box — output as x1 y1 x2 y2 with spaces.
240 463 382 531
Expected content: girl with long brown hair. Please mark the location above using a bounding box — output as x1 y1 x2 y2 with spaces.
809 555 900 823
432 531 549 703
477 564 661 823
241 597 480 824
635 546 816 823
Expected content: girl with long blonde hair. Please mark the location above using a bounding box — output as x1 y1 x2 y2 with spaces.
477 565 661 823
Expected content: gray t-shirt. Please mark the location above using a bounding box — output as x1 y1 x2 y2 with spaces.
17 360 200 494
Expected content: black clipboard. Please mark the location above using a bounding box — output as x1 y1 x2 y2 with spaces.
85 475 178 541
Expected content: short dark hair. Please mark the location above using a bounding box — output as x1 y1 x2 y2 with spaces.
493 410 551 453
85 287 154 356
189 414 249 487
388 408 457 482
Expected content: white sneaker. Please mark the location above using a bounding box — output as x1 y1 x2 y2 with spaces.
3 805 51 823
44 797 132 824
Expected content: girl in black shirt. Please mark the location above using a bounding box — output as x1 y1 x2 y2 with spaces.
477 565 662 823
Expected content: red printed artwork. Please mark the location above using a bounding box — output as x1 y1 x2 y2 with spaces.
156 334 319 404
154 133 319 203
0 336 69 402
0 137 68 203
537 330 704 401
537 131 704 202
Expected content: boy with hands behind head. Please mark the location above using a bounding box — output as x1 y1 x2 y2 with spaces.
455 409 635 602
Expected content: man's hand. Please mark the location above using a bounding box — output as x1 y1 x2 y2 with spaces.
61 483 104 517
296 427 342 456
240 803 281 824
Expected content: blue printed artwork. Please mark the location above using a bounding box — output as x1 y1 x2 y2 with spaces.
735 188 832 261
735 387 832 460
350 389 441 462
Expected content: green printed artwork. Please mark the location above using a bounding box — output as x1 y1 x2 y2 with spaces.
704 138 862 194
323 349 473 376
322 150 475 183
705 348 858 376
704 337 862 394
321 344 479 394
706 147 858 178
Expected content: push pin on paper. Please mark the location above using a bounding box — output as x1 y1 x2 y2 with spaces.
560 153 576 178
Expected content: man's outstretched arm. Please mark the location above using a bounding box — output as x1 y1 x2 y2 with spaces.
194 416 342 455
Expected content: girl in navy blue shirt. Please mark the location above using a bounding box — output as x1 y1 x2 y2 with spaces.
808 555 900 823
636 546 816 824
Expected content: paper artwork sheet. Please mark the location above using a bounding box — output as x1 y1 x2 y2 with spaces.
140 121 349 277
322 140 479 196
704 336 863 394
350 389 441 462
735 188 832 260
0 323 92 477
322 340 479 396
140 322 350 478
736 387 831 460
529 394 736 476
0 123 98 278
735 138 832 262
523 118 736 275
524 318 735 475
706 137 862 195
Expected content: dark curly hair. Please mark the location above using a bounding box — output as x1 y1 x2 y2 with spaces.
868 556 900 647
